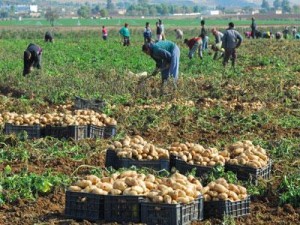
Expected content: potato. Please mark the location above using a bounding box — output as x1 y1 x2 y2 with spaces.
163 195 173 204
218 193 228 200
207 191 218 198
102 183 113 192
153 195 164 203
228 191 239 201
68 185 82 192
123 188 138 196
131 186 144 194
147 191 159 199
120 170 137 178
113 180 127 191
86 175 100 184
74 180 92 188
177 197 190 204
237 185 247 195
228 184 240 194
125 177 139 187
201 186 210 195
91 188 108 195
214 184 228 193
203 194 211 201
145 174 156 183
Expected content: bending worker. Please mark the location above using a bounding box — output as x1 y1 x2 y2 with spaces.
142 40 180 94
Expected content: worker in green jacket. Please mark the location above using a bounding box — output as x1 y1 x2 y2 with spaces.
119 23 130 46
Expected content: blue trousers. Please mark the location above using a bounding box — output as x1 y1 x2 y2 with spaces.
161 45 180 83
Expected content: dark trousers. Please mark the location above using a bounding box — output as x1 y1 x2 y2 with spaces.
223 48 236 67
123 37 130 46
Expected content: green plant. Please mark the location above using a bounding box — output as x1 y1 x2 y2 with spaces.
279 174 300 207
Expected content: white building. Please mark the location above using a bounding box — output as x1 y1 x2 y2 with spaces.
30 5 38 13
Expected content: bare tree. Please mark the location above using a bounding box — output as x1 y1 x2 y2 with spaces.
45 8 59 27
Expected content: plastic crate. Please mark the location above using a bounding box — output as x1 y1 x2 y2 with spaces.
65 191 105 221
104 125 117 138
74 96 106 111
104 195 144 223
141 196 203 225
105 149 169 171
170 155 213 178
204 195 250 219
4 123 41 139
44 125 88 140
225 160 272 184
88 125 105 139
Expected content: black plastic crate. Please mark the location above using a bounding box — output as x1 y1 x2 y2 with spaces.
4 123 41 139
141 196 203 225
88 125 105 139
74 96 106 111
104 125 117 138
44 125 88 140
170 155 213 178
225 160 272 184
105 149 169 171
65 191 105 221
104 195 144 223
204 195 250 219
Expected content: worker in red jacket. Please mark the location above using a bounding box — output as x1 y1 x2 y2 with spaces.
184 37 203 59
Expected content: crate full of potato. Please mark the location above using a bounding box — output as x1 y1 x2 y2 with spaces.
202 178 250 219
106 135 170 171
168 142 229 177
141 172 204 225
224 140 272 184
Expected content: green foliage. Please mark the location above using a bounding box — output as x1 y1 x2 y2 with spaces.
204 165 238 186
0 167 71 205
279 174 300 207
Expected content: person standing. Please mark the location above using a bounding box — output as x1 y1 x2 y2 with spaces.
159 19 166 40
199 19 208 50
102 26 108 40
250 17 257 39
184 37 203 60
119 23 130 46
291 26 297 39
156 22 162 42
23 43 42 76
142 40 180 94
174 29 183 40
222 22 243 69
143 22 152 43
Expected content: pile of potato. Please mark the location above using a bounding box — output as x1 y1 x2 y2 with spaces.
68 170 203 204
168 142 230 167
108 135 169 160
202 178 248 202
225 140 269 169
0 109 117 127
198 98 265 111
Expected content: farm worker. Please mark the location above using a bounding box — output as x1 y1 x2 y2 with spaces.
291 26 297 39
211 28 224 60
282 26 289 39
295 33 300 40
174 29 183 40
142 40 180 94
184 37 203 60
44 31 53 42
211 44 224 60
199 19 208 51
250 17 257 39
143 22 152 44
119 23 130 46
244 31 251 39
156 21 162 42
275 32 283 40
159 19 166 40
102 26 108 40
23 43 42 76
221 22 243 69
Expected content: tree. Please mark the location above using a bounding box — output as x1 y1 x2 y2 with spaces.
273 0 281 10
77 5 90 18
100 9 108 17
107 0 114 11
261 0 270 11
45 8 59 27
281 0 291 13
293 5 300 13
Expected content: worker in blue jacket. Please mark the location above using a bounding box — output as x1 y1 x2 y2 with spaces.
142 40 180 94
